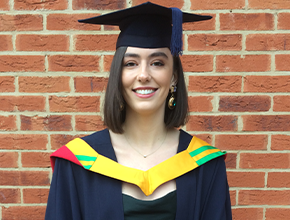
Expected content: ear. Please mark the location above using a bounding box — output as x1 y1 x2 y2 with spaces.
170 70 178 86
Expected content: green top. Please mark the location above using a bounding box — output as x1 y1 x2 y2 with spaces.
122 191 177 220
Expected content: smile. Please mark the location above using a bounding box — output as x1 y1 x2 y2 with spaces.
135 89 156 95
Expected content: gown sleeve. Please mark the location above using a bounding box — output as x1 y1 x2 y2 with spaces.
45 158 82 220
200 156 232 220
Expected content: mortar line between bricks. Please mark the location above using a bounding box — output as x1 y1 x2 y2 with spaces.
184 34 188 51
68 0 72 10
245 0 249 10
0 130 288 135
3 111 290 117
2 9 290 15
183 0 191 10
2 50 290 56
216 13 220 31
271 53 275 72
232 205 290 208
4 91 290 96
227 168 290 172
0 203 47 207
264 171 269 188
236 151 240 169
267 135 272 151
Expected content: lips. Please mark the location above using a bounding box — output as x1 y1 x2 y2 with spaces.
132 87 158 97
135 89 155 94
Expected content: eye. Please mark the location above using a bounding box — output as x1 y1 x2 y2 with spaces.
124 61 137 67
151 61 164 66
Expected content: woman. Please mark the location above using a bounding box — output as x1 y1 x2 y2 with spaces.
45 2 232 220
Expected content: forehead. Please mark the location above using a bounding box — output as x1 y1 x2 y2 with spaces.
124 47 172 57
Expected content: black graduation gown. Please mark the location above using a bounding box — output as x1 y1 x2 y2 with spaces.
45 129 232 220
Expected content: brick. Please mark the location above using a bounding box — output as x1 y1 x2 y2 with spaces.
2 206 46 220
188 76 242 92
0 115 17 131
0 188 20 203
0 152 18 168
21 115 72 131
183 14 215 31
19 76 70 93
232 208 263 220
0 170 50 186
266 208 290 220
268 172 290 188
0 14 43 31
246 34 290 51
14 0 67 10
243 115 290 131
216 55 271 72
244 75 290 92
273 96 290 111
23 188 49 204
49 96 100 112
0 96 45 112
219 96 271 112
215 135 268 150
0 171 20 185
50 134 79 150
180 55 213 72
21 152 51 168
230 190 236 206
73 0 126 10
186 115 238 131
276 54 290 71
16 34 69 51
74 77 108 92
278 13 290 30
188 34 242 51
0 55 45 72
271 135 290 150
240 153 290 169
239 190 290 205
0 134 47 150
220 13 274 30
104 25 120 31
194 134 213 145
0 76 15 92
48 55 100 72
0 35 13 51
75 115 105 131
75 34 118 51
248 0 290 9
0 0 9 10
225 152 237 169
47 13 101 31
190 0 245 9
104 55 114 72
227 171 265 188
188 96 213 112
133 0 183 8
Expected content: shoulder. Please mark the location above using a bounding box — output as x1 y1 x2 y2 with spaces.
81 129 111 149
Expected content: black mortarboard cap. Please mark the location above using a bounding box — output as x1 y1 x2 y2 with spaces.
78 2 212 56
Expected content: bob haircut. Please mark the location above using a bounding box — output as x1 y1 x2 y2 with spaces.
104 46 188 134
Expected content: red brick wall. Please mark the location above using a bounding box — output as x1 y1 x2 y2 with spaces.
1 0 290 219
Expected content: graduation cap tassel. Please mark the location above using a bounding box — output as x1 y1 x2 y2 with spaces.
170 7 183 56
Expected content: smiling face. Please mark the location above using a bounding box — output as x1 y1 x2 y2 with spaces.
121 47 175 116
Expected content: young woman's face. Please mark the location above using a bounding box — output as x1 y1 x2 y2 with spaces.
121 47 175 115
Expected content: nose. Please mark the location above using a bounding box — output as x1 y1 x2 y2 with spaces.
137 63 151 82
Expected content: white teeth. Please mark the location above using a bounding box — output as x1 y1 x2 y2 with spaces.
135 89 155 95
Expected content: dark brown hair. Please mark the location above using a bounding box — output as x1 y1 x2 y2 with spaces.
103 46 188 133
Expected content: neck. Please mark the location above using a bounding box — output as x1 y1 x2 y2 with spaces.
122 107 167 153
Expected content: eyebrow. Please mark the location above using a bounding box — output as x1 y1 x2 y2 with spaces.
124 52 169 59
